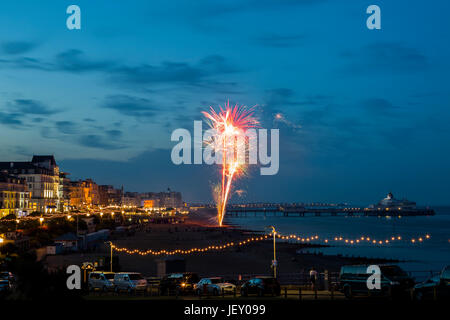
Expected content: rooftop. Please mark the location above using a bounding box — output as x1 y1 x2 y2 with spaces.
54 233 79 241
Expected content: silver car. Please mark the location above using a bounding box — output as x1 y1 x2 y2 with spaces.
114 272 147 293
194 277 236 295
88 271 115 292
0 272 14 292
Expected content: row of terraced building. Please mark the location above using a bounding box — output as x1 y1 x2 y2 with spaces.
0 155 123 218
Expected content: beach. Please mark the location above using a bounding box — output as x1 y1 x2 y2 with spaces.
45 212 398 280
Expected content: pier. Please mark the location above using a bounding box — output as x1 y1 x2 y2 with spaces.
226 206 435 218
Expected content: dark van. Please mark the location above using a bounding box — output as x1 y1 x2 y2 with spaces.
339 264 414 299
414 265 450 300
159 272 199 295
240 276 281 297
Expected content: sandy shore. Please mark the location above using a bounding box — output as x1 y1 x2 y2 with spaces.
45 212 397 278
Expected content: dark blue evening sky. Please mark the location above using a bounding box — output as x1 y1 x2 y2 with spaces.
0 0 449 205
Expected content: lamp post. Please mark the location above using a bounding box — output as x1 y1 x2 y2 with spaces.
266 226 277 278
107 241 113 272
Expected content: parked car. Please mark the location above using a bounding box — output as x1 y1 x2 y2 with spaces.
159 272 199 295
240 277 281 297
0 271 15 282
194 277 236 295
88 271 115 292
0 279 9 293
0 271 15 292
114 272 147 293
339 264 414 299
414 265 450 300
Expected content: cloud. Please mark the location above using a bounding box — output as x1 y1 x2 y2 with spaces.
0 49 240 90
59 148 215 199
1 41 37 55
105 129 122 139
113 62 203 85
264 88 330 109
54 49 116 73
260 89 371 155
0 49 115 73
9 99 58 115
78 135 125 150
297 103 333 127
265 88 298 107
260 88 334 134
55 121 78 134
267 88 295 99
360 98 398 116
38 119 127 151
111 54 238 86
102 94 159 118
0 111 23 127
39 126 60 139
9 146 31 157
190 0 327 18
0 57 52 71
341 42 429 74
255 34 305 48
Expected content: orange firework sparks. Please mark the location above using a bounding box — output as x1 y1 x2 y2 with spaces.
202 101 258 226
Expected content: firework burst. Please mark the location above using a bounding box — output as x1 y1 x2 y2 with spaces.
202 101 259 226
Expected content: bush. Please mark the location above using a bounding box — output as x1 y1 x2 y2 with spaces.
28 211 43 217
4 252 83 301
1 213 16 220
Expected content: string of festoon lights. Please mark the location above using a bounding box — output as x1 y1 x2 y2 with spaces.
109 232 432 256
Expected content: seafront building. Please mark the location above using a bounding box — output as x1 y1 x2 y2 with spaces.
0 172 31 217
0 155 60 213
58 171 71 212
69 179 100 209
98 185 122 207
140 191 183 209
0 155 183 216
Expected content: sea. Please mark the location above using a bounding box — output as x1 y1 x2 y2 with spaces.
226 207 450 278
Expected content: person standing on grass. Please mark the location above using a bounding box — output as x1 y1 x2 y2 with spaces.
309 267 318 290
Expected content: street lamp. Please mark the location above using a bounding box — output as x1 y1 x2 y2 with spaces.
266 226 277 278
106 241 113 272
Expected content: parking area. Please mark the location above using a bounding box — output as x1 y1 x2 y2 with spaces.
85 286 345 300
81 266 448 301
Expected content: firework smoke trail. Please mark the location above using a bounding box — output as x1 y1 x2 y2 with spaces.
202 101 259 226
